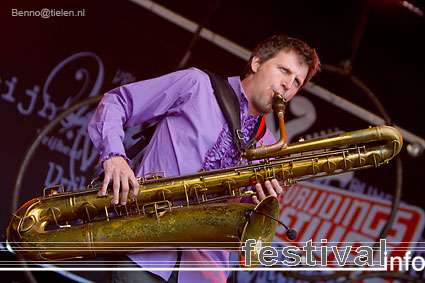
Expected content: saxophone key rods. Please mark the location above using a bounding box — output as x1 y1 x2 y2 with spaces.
7 94 402 267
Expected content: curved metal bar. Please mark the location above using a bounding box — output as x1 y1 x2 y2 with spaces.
10 95 102 215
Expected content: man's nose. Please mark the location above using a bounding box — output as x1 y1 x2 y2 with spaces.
281 75 295 90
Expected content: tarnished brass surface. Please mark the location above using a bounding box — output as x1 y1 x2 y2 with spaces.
8 197 278 262
6 123 402 264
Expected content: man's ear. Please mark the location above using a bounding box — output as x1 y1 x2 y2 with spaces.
251 56 261 73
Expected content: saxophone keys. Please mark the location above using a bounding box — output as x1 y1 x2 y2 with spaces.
43 185 64 196
157 189 172 202
356 146 367 167
339 150 353 170
250 174 264 185
322 160 337 173
144 171 166 180
307 158 320 175
368 153 382 167
222 179 237 196
97 190 108 197
48 207 71 228
17 215 36 233
81 203 97 222
339 159 353 170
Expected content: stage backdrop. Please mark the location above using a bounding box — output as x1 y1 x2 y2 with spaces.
1 1 424 282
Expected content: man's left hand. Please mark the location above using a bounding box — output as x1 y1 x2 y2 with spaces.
252 179 283 204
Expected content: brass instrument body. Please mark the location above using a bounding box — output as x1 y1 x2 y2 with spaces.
7 124 402 262
10 199 278 261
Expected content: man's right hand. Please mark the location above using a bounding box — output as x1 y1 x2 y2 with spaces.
101 155 140 205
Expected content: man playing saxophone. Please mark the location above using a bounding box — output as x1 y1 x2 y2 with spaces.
88 34 321 283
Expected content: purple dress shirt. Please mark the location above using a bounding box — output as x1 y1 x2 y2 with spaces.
88 68 275 282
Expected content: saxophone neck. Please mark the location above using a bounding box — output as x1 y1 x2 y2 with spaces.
244 92 288 160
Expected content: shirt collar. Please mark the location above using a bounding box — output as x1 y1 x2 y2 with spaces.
227 75 249 104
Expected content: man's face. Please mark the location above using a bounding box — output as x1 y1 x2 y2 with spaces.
246 50 309 115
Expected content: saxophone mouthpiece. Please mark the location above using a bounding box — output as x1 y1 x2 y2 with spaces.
272 92 287 115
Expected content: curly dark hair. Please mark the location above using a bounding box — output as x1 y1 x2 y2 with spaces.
243 34 321 87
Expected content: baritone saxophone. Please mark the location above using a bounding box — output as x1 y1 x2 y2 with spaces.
6 94 403 266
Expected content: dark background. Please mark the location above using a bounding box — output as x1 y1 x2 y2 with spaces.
1 0 424 282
